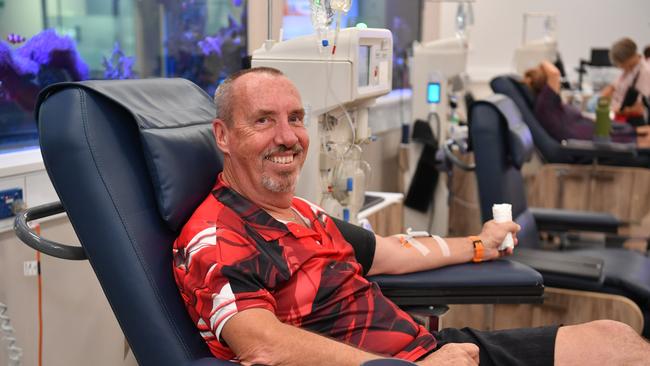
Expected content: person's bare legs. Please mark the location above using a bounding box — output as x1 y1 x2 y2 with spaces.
555 320 650 365
636 125 650 148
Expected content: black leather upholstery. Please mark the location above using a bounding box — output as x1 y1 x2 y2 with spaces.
36 79 221 232
490 76 571 164
470 96 531 226
37 79 227 366
577 249 650 298
529 207 618 234
509 74 536 109
471 95 650 335
476 91 534 169
369 260 543 305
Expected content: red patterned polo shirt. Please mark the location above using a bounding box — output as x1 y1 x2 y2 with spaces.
173 174 436 361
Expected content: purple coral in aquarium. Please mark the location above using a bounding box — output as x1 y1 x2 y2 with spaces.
198 11 244 56
102 42 136 79
198 35 225 56
0 40 39 76
161 0 247 92
16 29 89 81
0 29 89 111
6 33 26 45
181 0 196 10
227 13 243 34
0 41 40 110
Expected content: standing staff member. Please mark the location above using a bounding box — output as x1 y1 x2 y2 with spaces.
602 38 650 126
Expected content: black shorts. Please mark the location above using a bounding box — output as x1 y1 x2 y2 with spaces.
421 325 559 366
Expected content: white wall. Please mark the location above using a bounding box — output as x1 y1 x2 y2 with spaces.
439 0 650 81
0 216 137 366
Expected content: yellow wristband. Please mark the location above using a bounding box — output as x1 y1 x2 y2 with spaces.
469 236 484 263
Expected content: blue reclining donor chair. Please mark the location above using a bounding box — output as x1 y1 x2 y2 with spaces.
470 94 650 336
16 79 544 365
490 75 650 168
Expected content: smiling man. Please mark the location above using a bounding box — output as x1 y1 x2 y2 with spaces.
211 67 308 215
173 67 650 366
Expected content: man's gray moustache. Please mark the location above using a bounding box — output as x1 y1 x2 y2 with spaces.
264 145 303 157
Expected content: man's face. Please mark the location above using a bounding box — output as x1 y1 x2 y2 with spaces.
220 73 309 194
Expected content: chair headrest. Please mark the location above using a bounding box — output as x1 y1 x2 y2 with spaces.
37 78 222 232
476 94 534 169
491 75 536 110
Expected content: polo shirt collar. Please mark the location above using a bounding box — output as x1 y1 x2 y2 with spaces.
211 175 318 241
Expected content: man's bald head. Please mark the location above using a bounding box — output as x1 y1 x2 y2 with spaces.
214 67 285 126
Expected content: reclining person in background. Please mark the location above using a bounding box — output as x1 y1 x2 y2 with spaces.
173 66 650 365
524 60 650 148
601 37 650 126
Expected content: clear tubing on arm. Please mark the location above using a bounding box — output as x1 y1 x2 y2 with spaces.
395 228 432 257
492 203 514 250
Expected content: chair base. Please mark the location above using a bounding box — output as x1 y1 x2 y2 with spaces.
439 287 644 335
408 305 450 332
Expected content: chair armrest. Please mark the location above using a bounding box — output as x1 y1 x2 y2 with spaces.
187 356 419 366
530 207 619 234
561 139 638 160
512 248 604 283
13 201 87 260
368 259 544 306
362 359 418 366
186 358 234 366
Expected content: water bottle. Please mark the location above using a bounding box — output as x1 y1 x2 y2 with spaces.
594 96 611 141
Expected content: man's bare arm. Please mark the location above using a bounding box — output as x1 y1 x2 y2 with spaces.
222 308 480 365
222 308 383 366
367 220 519 276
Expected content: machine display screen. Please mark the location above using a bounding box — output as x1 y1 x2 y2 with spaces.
427 82 441 104
358 45 370 87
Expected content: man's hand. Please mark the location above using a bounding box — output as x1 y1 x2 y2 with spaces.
478 220 520 260
417 343 479 366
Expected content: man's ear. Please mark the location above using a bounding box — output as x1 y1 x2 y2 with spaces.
213 118 230 154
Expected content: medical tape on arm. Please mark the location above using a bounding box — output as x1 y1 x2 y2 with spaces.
431 235 450 257
395 229 451 257
396 235 430 256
